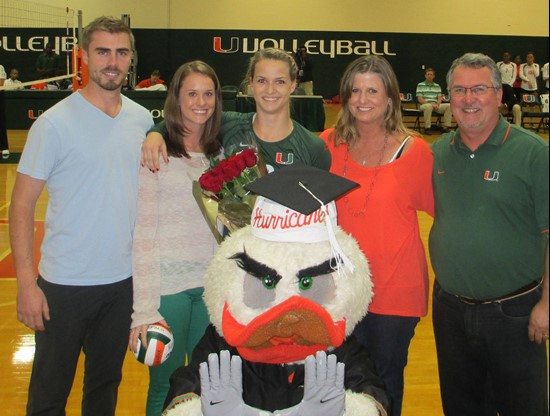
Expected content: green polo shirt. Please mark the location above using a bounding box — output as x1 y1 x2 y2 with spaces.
416 81 442 103
430 117 549 299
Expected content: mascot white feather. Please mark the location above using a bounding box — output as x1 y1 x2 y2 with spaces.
163 163 389 416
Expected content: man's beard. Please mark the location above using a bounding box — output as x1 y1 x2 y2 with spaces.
90 67 127 91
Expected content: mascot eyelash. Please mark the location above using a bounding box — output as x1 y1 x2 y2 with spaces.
231 250 339 284
229 250 283 286
297 259 339 278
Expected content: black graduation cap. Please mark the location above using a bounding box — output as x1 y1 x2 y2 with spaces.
244 162 359 215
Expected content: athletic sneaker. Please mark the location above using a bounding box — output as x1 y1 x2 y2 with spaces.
2 149 9 159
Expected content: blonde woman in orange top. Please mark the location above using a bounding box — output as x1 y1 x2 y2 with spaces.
320 55 434 416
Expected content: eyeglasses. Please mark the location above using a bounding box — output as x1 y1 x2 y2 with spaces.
449 85 498 97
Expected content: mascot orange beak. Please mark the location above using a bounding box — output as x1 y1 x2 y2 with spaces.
222 296 346 364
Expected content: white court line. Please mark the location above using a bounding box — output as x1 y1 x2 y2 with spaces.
0 248 11 262
0 300 15 307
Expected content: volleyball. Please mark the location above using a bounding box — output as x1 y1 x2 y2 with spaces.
133 322 174 366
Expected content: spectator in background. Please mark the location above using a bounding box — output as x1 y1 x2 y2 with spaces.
519 51 540 95
36 42 61 79
294 45 314 95
416 68 453 135
135 69 167 90
542 62 549 92
30 81 47 90
497 51 517 87
512 54 523 101
0 64 9 158
4 68 24 90
500 83 522 126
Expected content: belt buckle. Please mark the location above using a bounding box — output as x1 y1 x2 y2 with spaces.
455 295 485 305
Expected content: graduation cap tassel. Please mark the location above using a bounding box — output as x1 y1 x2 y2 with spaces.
324 207 356 274
298 182 355 273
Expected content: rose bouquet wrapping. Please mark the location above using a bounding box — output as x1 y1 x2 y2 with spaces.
193 149 261 241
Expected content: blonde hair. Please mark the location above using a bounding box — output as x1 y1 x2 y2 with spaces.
332 55 407 146
242 48 298 88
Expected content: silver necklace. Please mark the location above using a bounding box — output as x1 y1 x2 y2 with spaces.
342 133 388 217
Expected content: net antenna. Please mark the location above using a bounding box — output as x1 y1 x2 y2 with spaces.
121 13 137 89
0 0 80 91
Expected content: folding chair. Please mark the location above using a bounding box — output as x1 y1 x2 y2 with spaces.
400 92 421 130
520 93 548 132
538 94 549 133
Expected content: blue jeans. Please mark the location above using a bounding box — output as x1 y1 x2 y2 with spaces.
352 312 420 416
432 280 548 416
28 276 133 416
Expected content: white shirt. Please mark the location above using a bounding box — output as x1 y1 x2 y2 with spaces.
519 63 540 91
4 78 23 89
496 61 517 87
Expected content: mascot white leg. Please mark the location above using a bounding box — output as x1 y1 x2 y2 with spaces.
344 391 387 416
163 397 201 416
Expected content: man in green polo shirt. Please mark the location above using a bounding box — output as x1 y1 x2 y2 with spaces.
35 42 61 79
430 53 548 416
416 68 453 135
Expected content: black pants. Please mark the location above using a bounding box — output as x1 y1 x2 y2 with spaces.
433 281 548 416
27 276 133 416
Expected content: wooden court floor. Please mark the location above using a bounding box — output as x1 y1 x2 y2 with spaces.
1 107 547 415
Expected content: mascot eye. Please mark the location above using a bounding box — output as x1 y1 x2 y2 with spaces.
262 276 277 289
299 276 313 290
243 272 278 309
297 273 336 304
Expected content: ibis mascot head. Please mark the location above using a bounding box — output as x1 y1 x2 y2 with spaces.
164 163 389 416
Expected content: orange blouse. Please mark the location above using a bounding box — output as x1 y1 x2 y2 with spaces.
321 129 434 317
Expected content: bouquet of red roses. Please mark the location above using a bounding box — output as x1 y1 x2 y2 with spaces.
193 149 261 241
198 148 259 201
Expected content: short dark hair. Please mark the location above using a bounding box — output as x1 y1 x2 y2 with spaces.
82 16 135 51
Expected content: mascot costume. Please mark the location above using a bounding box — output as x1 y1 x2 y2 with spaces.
163 163 389 416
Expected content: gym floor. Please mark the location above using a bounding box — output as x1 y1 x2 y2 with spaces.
0 104 547 415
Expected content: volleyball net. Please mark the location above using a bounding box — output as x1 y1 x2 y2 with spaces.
0 0 82 91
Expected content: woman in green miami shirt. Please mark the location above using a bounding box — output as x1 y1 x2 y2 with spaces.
142 48 330 172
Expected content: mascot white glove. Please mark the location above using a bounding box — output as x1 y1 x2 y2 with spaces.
200 350 345 416
200 350 267 416
273 351 345 416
